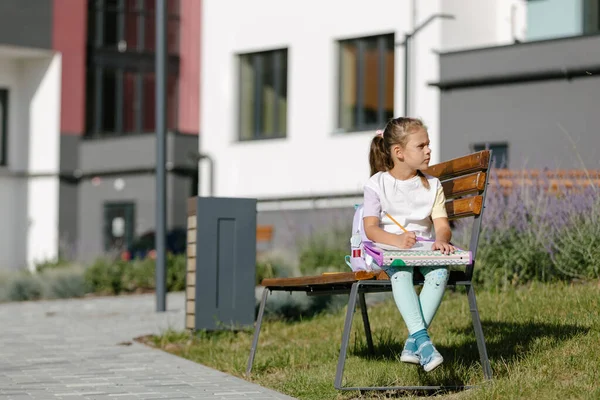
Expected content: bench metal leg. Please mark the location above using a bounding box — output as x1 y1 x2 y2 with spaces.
466 284 492 380
358 291 374 354
334 281 473 391
245 287 269 377
334 282 361 389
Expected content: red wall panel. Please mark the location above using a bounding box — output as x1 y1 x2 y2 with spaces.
177 0 201 135
52 0 87 136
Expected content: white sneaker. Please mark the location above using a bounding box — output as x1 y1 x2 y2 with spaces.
416 341 444 372
399 337 420 365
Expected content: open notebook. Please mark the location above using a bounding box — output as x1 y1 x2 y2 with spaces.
364 240 472 267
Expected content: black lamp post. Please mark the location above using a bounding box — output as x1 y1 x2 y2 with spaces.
155 0 167 312
398 13 455 117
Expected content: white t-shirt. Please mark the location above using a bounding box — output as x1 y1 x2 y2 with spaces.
362 171 447 240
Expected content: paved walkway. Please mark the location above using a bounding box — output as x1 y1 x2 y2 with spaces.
0 292 295 400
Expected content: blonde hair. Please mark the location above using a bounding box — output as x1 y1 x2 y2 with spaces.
368 117 430 189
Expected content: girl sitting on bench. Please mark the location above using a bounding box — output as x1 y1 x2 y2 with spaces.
362 117 454 372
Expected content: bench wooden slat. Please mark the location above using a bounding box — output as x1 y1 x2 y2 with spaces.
442 172 487 199
446 195 483 220
426 150 490 181
262 272 358 287
261 271 387 287
261 270 470 290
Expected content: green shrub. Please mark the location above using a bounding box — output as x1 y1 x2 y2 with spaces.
0 254 186 302
297 226 350 275
122 258 155 292
83 254 187 295
0 267 88 302
0 274 9 302
256 260 276 284
8 274 43 301
84 258 127 295
255 254 294 284
551 211 600 279
452 171 600 288
42 267 87 299
167 254 186 291
473 228 554 289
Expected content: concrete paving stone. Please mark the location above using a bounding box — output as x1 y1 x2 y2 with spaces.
0 292 296 399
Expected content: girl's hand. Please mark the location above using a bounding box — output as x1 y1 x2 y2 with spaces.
432 241 456 255
394 232 417 249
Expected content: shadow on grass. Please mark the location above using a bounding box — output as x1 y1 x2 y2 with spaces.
348 320 589 390
446 320 589 364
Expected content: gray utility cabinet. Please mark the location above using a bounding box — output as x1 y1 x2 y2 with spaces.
185 196 257 331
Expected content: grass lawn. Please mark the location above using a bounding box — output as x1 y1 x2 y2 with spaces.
144 281 600 399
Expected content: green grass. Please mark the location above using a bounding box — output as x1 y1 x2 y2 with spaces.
150 282 600 399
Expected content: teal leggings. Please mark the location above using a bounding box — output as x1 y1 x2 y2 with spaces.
383 266 449 335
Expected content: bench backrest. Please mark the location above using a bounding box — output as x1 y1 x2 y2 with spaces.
424 150 492 279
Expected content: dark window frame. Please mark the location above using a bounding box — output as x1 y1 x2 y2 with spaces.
238 48 288 141
0 89 7 166
337 33 395 132
88 0 180 53
472 142 509 168
85 0 180 139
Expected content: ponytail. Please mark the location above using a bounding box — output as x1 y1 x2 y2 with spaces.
369 135 393 176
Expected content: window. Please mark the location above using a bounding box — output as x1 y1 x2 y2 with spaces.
239 49 288 140
0 89 7 166
85 0 180 137
87 0 180 54
473 142 509 168
527 0 599 40
103 202 135 252
338 34 395 132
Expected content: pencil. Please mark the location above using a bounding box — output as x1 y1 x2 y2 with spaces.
384 212 409 233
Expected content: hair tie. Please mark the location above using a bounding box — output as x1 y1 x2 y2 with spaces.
375 130 384 137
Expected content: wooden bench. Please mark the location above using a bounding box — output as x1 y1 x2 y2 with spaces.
246 150 493 391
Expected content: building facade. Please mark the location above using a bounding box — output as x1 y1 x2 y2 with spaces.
200 0 526 256
436 0 600 171
0 0 201 270
6 0 596 270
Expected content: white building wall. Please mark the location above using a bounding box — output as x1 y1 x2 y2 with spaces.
200 0 527 202
23 55 62 270
0 50 61 271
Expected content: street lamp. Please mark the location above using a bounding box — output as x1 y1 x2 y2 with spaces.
155 0 167 312
397 13 455 117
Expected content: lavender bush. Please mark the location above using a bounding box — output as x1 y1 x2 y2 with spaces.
453 169 600 288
